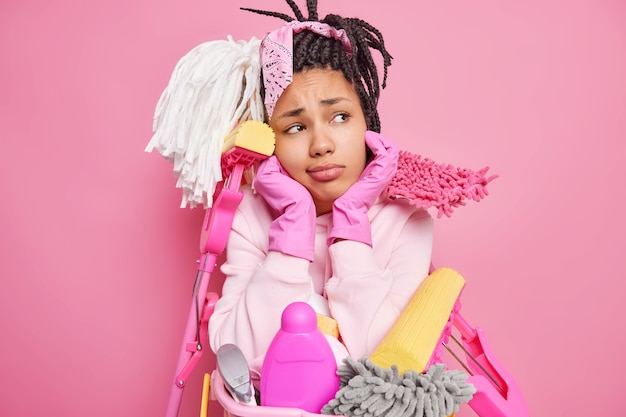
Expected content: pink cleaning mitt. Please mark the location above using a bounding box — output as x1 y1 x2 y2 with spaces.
383 150 498 218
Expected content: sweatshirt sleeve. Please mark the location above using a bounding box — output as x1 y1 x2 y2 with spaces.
208 190 314 373
324 205 434 359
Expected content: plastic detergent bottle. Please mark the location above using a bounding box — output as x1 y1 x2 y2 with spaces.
260 301 340 413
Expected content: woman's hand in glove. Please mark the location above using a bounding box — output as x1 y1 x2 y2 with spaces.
328 131 399 246
254 156 317 261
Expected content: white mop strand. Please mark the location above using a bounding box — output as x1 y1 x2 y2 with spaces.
146 36 264 208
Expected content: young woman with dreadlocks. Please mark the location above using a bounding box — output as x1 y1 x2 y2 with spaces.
208 0 434 378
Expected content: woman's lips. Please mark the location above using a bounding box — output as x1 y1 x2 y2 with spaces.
307 164 345 181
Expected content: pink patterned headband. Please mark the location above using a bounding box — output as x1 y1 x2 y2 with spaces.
260 21 353 118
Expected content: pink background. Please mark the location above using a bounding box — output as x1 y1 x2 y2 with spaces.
1 0 624 416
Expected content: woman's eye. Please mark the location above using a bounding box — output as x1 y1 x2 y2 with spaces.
285 124 304 134
332 113 349 123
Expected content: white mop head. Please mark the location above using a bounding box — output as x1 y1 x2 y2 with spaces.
146 36 264 208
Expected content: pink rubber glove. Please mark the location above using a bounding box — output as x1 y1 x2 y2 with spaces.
328 131 399 246
254 156 316 261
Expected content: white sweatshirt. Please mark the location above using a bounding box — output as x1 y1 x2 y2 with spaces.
208 185 434 375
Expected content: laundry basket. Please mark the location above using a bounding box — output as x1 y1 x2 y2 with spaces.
197 286 528 417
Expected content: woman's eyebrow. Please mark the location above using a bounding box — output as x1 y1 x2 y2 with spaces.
275 108 304 119
275 97 350 120
320 97 348 106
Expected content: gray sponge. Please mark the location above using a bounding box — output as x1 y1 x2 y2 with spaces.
321 357 476 417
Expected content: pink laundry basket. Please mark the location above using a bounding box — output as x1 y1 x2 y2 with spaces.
209 370 326 417
199 301 528 417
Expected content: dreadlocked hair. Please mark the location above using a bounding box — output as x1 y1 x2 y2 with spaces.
241 0 393 132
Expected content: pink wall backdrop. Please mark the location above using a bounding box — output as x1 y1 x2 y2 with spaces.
1 0 624 416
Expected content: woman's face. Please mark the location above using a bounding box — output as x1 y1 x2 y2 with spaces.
269 68 368 216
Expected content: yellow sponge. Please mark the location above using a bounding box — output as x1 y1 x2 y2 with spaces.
369 267 465 375
316 313 340 339
222 120 275 156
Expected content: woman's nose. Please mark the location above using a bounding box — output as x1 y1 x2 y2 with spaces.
310 130 335 156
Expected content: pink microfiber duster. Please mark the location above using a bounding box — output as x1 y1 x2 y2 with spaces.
383 150 498 218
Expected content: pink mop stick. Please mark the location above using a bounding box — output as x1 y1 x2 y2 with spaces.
165 265 219 417
165 148 268 417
